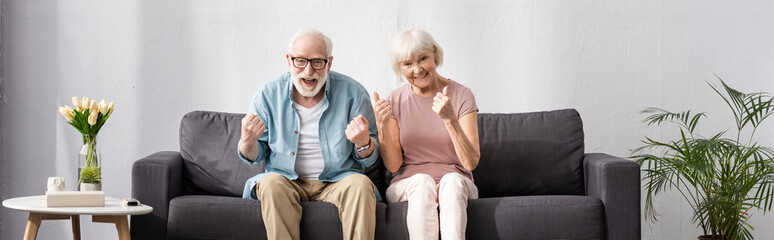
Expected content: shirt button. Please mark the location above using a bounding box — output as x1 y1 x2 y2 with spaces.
294 130 298 134
291 152 295 156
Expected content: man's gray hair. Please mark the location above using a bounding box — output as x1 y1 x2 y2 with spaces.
288 28 333 57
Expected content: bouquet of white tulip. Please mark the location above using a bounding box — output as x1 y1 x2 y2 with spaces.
58 97 115 186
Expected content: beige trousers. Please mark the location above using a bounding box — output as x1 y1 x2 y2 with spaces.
255 173 376 240
386 173 479 240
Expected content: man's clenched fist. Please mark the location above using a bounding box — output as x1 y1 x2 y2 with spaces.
241 113 266 142
345 115 370 148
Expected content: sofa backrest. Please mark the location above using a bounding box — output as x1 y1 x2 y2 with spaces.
179 109 585 198
179 111 387 197
473 109 585 198
180 111 265 196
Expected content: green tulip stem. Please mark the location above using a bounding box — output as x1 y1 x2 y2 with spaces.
79 134 101 184
83 134 98 168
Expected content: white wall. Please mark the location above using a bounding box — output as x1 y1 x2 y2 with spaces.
2 1 774 239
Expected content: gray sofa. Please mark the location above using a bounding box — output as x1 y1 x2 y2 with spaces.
131 109 640 240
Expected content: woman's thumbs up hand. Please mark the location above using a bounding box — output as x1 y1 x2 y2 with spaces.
432 86 455 121
372 91 392 129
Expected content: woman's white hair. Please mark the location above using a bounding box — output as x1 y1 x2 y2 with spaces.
389 29 444 80
288 28 333 57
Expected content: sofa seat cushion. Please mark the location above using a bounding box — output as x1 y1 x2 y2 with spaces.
468 196 605 240
168 195 388 240
387 195 604 240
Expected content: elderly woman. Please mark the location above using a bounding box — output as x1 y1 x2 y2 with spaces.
373 29 480 239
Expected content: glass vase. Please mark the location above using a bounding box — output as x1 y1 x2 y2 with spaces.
78 134 102 191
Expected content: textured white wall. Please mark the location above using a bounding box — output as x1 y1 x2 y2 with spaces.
2 1 774 239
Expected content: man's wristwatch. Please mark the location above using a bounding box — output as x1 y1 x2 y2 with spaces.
356 138 372 153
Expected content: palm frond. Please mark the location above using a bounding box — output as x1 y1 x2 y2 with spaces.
709 77 774 132
641 107 706 134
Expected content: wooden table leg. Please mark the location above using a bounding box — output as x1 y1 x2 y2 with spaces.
24 213 43 240
24 213 75 240
71 215 81 240
115 216 130 240
93 215 131 240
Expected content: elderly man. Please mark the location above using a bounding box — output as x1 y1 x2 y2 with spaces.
238 28 379 240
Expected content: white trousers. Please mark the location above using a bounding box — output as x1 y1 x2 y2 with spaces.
386 173 479 240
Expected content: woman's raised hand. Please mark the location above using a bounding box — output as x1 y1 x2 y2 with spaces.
432 86 456 121
373 92 392 128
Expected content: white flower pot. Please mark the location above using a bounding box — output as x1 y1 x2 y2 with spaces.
80 183 102 191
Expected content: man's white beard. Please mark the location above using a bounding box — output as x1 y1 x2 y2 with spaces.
292 71 328 97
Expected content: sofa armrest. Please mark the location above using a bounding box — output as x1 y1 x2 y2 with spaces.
131 151 184 240
583 153 640 240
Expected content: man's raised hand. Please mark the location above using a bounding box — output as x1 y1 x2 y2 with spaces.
345 114 370 148
241 113 266 143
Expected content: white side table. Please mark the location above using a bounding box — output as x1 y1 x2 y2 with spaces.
2 195 153 240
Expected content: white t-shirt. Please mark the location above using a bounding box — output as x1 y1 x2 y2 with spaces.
293 100 325 180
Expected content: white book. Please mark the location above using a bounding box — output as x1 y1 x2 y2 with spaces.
45 191 105 207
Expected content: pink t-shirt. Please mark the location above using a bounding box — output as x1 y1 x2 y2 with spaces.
386 80 479 184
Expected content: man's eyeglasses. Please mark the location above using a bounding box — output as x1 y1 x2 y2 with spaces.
291 57 329 70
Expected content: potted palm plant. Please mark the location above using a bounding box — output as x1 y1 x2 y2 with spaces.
631 78 774 240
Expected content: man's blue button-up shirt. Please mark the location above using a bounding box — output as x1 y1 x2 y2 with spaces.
239 71 380 200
